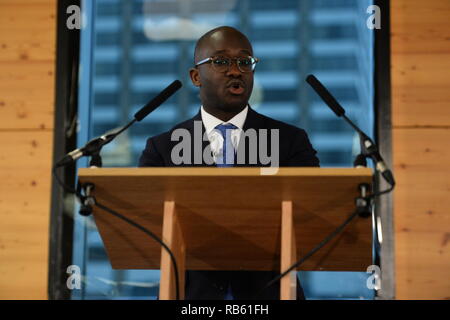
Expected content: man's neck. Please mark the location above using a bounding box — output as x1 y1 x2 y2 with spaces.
202 104 247 122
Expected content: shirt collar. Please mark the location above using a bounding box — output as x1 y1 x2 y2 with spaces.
201 105 248 135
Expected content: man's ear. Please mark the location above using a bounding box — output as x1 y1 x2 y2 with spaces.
189 68 201 87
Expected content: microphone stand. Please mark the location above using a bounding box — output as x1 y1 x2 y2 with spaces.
52 80 183 298
257 75 396 298
87 120 136 168
55 79 182 170
306 74 395 188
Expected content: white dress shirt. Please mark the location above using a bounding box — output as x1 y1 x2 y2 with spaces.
200 105 248 163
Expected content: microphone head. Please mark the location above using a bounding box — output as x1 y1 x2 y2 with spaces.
306 74 345 117
134 80 183 121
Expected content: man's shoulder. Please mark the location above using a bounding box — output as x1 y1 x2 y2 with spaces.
147 116 197 143
249 108 307 134
148 108 309 142
247 108 320 167
139 116 199 166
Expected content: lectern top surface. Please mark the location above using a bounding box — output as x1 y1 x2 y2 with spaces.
78 167 373 271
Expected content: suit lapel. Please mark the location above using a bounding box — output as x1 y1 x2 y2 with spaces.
242 106 265 132
183 111 216 167
236 106 266 166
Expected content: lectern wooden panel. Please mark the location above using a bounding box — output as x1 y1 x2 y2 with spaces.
78 168 372 272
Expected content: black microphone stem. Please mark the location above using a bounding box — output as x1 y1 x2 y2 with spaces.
342 114 363 135
306 74 395 187
55 80 183 168
107 118 137 140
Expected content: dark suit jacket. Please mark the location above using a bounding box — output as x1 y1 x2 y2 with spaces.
139 107 320 299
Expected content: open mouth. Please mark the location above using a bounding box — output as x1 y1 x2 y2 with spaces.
227 81 245 95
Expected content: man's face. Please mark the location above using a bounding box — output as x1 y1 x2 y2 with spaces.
190 30 254 113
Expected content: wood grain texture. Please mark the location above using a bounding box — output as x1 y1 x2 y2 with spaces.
391 0 450 55
280 201 297 300
159 201 186 300
391 85 450 127
0 2 56 62
391 0 450 127
391 53 450 127
0 61 55 130
393 129 450 299
0 131 53 299
0 0 56 130
79 167 373 272
391 0 450 299
0 0 55 299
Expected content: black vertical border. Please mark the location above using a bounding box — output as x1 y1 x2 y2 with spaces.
374 0 395 299
48 0 80 300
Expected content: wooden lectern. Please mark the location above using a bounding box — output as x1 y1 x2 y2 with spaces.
78 167 373 300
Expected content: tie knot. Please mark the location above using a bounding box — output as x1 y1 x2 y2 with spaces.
215 123 237 138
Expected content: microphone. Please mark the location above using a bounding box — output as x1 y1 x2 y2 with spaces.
134 80 182 121
306 74 395 186
55 80 183 168
54 134 115 168
306 74 345 117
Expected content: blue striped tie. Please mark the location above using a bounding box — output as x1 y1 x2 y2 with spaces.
215 123 237 167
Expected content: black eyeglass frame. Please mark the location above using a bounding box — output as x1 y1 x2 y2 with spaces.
195 55 259 73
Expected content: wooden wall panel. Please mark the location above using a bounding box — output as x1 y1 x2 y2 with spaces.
0 0 56 299
0 2 55 62
391 0 450 128
0 62 55 130
391 0 450 299
393 129 450 299
391 53 450 127
392 85 450 127
0 131 53 299
391 1 450 55
0 0 56 130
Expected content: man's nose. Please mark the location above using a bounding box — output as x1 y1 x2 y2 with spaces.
226 60 242 77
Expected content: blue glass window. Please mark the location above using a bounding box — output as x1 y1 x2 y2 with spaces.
73 0 376 300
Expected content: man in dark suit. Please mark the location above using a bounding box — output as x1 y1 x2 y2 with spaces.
139 26 319 299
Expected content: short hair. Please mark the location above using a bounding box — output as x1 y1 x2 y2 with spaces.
193 26 251 63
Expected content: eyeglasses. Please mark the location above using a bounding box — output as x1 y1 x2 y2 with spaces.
195 55 259 73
